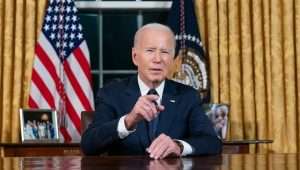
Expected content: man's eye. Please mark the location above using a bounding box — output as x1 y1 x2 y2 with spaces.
161 51 169 54
146 49 154 52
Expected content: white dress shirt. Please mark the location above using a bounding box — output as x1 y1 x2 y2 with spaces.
117 75 193 156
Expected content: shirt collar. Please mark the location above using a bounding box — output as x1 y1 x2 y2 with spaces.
137 75 165 101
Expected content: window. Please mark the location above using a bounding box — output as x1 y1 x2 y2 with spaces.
76 1 171 97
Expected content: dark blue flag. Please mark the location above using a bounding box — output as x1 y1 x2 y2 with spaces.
167 0 210 102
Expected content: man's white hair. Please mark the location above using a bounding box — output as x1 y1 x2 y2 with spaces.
133 23 176 49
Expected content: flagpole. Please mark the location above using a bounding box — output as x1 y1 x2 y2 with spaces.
58 0 68 129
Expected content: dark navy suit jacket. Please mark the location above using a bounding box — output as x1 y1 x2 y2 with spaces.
81 76 222 155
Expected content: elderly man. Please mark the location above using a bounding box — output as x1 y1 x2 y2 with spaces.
81 23 222 159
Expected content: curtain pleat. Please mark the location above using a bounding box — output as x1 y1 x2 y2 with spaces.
270 0 287 153
252 0 268 153
23 0 37 108
218 0 230 104
1 0 15 142
11 0 25 142
206 0 219 103
195 0 207 50
228 0 244 139
0 0 3 90
241 0 256 140
296 0 300 153
282 0 297 153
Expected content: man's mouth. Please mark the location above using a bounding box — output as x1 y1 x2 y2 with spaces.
150 68 162 72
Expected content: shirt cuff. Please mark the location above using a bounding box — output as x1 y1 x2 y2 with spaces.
176 140 193 156
117 115 136 139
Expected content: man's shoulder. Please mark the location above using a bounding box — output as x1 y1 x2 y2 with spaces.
95 77 135 102
102 76 133 91
167 79 197 93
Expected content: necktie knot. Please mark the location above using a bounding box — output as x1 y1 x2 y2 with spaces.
147 89 158 96
147 89 158 106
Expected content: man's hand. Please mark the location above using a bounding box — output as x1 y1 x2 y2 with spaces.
125 94 164 129
146 133 182 159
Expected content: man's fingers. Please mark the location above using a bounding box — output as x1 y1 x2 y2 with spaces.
131 95 164 123
147 134 181 159
127 92 162 127
143 94 164 114
145 94 159 102
157 105 165 112
148 138 167 159
159 141 181 159
148 134 164 152
141 104 158 121
152 143 168 159
149 102 159 117
161 147 172 159
140 103 156 121
140 98 162 120
136 99 156 120
139 109 151 121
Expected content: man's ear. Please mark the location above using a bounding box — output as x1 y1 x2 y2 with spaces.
132 47 138 66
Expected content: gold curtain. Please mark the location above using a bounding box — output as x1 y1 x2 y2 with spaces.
195 0 300 153
0 0 47 143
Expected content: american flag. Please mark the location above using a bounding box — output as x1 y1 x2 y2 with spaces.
28 0 94 142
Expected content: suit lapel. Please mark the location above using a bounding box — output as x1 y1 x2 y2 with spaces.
124 76 151 148
124 76 140 110
156 80 178 136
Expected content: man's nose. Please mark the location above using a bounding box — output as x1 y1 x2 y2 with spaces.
153 51 162 62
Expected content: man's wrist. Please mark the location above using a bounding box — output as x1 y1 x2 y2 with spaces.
174 140 184 154
124 114 135 130
118 116 136 139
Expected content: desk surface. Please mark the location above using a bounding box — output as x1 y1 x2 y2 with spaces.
0 140 272 156
0 139 273 146
0 154 297 170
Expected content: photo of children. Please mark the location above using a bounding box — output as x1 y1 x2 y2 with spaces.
20 109 58 142
204 104 229 140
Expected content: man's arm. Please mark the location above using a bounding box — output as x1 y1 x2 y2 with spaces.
81 89 120 155
81 88 165 155
146 89 222 159
182 92 222 155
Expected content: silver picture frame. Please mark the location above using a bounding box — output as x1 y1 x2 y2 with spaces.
203 103 229 140
19 109 59 143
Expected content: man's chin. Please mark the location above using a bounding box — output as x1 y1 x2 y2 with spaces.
152 79 162 84
149 77 165 85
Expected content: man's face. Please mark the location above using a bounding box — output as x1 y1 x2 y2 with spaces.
132 28 175 87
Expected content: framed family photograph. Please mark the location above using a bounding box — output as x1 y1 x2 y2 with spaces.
19 109 59 143
203 103 230 140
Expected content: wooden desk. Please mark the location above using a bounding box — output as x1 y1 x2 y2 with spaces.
0 140 272 157
0 154 298 169
222 139 272 153
0 143 81 157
